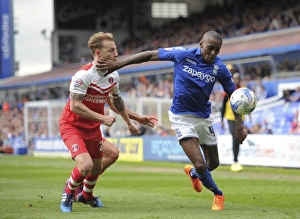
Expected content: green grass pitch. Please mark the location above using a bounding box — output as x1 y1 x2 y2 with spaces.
0 156 299 219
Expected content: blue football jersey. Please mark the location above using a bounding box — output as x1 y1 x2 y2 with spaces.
158 47 236 118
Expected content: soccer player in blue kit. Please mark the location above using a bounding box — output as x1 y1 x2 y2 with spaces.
97 31 247 210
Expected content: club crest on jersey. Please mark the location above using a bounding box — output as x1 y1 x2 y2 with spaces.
71 144 79 152
212 64 219 75
108 77 114 84
73 78 83 87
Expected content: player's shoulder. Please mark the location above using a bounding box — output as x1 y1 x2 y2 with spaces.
215 56 225 64
72 62 96 82
105 71 120 83
79 62 94 71
110 70 119 76
161 46 192 53
214 57 227 69
74 62 94 76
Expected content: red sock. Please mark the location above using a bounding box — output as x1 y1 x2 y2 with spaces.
65 167 85 194
82 174 99 200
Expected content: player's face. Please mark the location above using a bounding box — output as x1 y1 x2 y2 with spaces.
97 40 118 61
200 37 222 64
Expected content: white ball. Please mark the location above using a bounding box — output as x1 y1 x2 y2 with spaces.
230 88 257 115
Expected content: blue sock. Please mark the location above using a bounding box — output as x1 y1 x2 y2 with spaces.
191 167 223 196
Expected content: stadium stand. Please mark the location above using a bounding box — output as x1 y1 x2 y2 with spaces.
119 0 300 55
0 0 300 154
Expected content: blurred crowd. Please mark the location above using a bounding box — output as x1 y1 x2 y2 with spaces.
1 0 300 153
118 0 300 56
2 71 299 154
0 107 25 154
56 0 300 74
283 86 300 102
290 109 300 134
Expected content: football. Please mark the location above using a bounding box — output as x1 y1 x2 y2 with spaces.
230 88 257 115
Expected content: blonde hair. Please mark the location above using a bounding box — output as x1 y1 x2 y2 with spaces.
88 32 114 55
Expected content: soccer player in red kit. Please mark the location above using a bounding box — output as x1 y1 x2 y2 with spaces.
59 32 156 212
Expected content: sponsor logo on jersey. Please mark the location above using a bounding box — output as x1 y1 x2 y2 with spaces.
185 58 197 65
73 78 83 87
183 65 216 82
163 46 187 52
163 47 173 51
71 144 79 152
84 93 108 104
174 46 187 50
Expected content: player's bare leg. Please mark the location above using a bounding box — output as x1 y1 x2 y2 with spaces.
101 139 119 173
76 158 104 207
74 140 119 199
61 153 95 212
181 138 224 210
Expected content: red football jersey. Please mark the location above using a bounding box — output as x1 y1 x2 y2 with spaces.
59 62 120 129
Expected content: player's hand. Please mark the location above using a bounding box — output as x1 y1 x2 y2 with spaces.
128 122 140 135
236 127 247 144
102 115 116 127
96 59 117 76
137 115 158 128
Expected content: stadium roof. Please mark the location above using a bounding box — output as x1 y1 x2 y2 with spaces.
1 27 300 90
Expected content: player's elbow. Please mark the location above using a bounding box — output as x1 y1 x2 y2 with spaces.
70 101 80 113
149 50 159 61
138 50 159 62
69 102 76 112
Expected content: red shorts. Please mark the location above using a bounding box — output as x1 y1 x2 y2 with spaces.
60 123 104 159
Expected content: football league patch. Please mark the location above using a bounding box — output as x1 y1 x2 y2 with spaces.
73 78 83 87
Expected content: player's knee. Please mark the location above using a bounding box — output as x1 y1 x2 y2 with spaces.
103 142 119 163
194 162 207 175
78 163 94 176
92 163 103 175
207 160 220 171
110 146 119 162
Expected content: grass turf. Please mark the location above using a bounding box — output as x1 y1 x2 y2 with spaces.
0 156 299 219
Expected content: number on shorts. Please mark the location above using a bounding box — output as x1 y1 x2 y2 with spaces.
209 126 216 137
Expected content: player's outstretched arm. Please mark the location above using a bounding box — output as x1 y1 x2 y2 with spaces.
96 50 160 74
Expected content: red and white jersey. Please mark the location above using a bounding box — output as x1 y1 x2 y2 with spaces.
59 61 120 129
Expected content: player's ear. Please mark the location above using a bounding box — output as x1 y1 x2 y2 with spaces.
199 40 203 48
95 49 101 58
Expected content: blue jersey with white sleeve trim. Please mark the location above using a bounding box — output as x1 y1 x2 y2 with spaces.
158 47 236 118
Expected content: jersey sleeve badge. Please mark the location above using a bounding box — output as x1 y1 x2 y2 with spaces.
73 78 83 87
